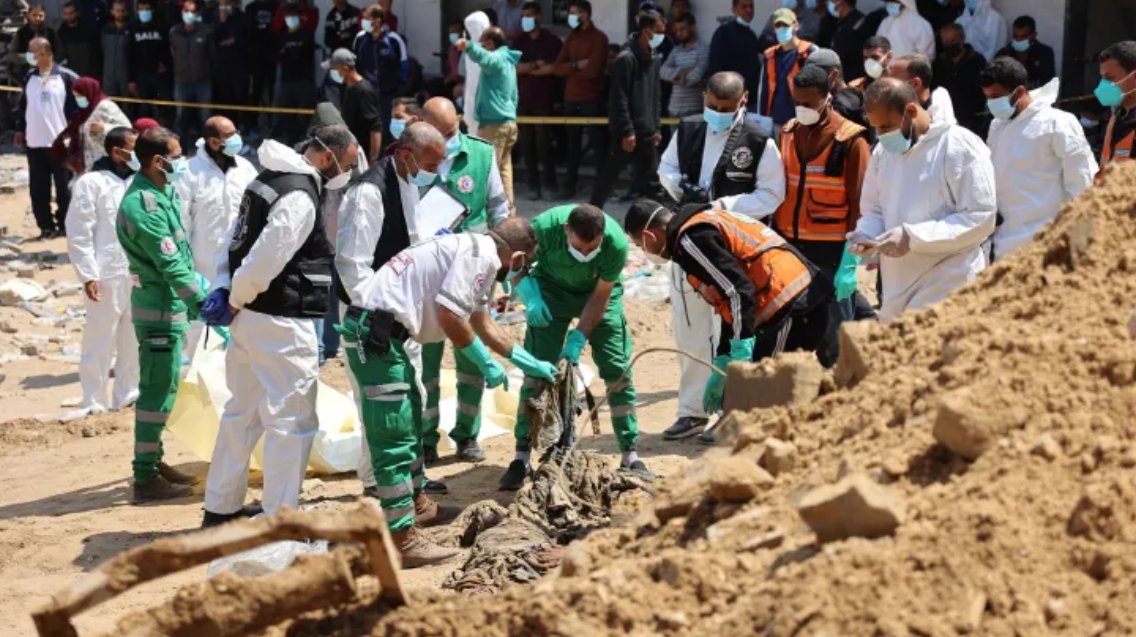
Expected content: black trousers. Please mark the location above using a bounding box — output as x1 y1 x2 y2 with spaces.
561 97 606 194
247 62 276 133
588 131 663 207
27 147 71 234
751 294 831 363
520 121 557 193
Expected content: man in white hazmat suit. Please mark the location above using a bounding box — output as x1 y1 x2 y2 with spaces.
876 0 934 59
462 11 491 134
176 115 257 353
889 53 955 125
65 126 140 414
954 0 1007 62
980 60 1097 261
199 125 359 527
848 77 995 323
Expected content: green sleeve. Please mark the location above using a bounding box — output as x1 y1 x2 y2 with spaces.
598 235 628 283
466 42 503 73
134 208 207 308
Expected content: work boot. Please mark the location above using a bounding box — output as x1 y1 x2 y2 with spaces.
621 460 658 481
662 417 708 441
498 459 530 491
159 462 200 486
132 475 193 504
414 492 460 527
423 478 449 495
201 505 264 528
392 526 460 568
456 439 486 463
423 445 439 466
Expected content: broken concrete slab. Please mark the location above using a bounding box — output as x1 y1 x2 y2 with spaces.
709 456 774 503
722 351 824 413
759 438 798 476
833 320 875 388
932 386 1014 461
795 473 905 543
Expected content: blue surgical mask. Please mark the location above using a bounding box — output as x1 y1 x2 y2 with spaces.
222 133 243 157
648 33 665 49
74 95 89 109
444 134 461 157
284 15 300 29
1010 38 1030 52
1095 71 1135 108
987 95 1016 121
775 26 794 45
405 154 436 187
521 16 536 32
138 9 152 22
24 51 35 66
567 242 600 263
804 0 817 8
127 151 141 172
885 1 901 17
703 107 735 135
449 32 460 45
878 114 912 155
964 0 979 11
361 18 373 32
567 13 580 29
390 118 406 139
782 0 797 8
826 1 838 17
329 68 344 83
182 11 198 24
1079 116 1099 130
161 155 189 182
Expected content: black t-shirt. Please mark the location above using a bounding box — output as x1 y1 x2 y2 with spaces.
324 4 360 52
277 28 315 82
342 79 383 158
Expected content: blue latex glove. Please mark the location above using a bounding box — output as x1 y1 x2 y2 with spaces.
515 277 552 328
435 227 453 236
508 345 557 381
559 328 586 364
701 338 756 413
459 338 508 390
201 289 235 326
835 245 860 301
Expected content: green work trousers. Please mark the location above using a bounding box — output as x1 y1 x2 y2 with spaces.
133 325 185 482
339 311 423 531
420 342 484 448
515 281 639 452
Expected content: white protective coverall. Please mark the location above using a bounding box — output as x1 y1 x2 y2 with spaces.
176 143 258 353
462 11 491 134
987 79 1098 260
954 0 1008 62
877 0 936 58
204 140 324 516
928 86 957 125
855 121 997 323
657 113 784 418
65 165 140 412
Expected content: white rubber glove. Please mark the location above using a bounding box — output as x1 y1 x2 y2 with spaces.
875 226 911 258
845 231 879 258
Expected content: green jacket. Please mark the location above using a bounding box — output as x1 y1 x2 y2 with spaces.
445 133 495 233
116 173 206 329
465 42 521 125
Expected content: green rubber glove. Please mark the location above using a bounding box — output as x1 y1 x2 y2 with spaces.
508 345 557 381
559 329 586 364
835 244 860 302
702 338 756 414
515 277 552 328
459 338 508 390
212 325 231 349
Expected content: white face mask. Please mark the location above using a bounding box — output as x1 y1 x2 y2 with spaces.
864 57 885 80
568 243 600 263
640 207 668 262
795 99 827 126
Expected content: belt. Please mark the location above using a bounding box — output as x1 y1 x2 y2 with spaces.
345 306 410 343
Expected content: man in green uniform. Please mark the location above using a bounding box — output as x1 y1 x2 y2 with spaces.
418 97 512 465
501 203 653 491
117 126 206 503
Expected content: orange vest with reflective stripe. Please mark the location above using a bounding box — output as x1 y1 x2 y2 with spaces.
1099 112 1134 180
677 210 813 328
763 40 814 115
773 118 867 242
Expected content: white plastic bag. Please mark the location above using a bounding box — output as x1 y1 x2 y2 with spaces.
206 539 329 578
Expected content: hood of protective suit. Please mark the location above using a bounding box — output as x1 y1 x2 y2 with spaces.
1029 78 1060 109
896 0 916 11
966 0 992 14
257 139 320 180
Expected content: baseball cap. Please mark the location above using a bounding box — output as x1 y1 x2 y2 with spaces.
772 8 797 26
805 48 843 72
133 117 160 132
638 1 660 11
322 48 356 70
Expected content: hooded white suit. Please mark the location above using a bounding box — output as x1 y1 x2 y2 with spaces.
987 80 1097 260
856 120 997 323
954 0 1008 62
204 141 325 516
876 0 935 58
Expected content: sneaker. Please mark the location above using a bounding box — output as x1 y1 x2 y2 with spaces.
201 504 264 528
423 479 449 495
132 475 194 504
621 459 658 481
662 417 708 440
422 445 439 466
456 439 486 463
698 420 721 445
498 459 530 491
159 462 200 486
414 492 460 527
391 525 459 568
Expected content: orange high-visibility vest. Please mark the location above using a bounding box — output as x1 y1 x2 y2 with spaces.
762 40 814 116
1099 111 1134 181
677 209 813 327
773 118 867 242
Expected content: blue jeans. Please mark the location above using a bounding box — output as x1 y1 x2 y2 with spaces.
317 269 342 364
174 80 212 140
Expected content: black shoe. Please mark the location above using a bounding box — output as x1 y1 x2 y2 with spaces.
423 445 439 467
456 439 486 463
662 417 708 441
621 460 658 481
423 479 449 495
132 475 194 504
201 504 264 528
698 420 720 445
498 459 530 491
32 230 54 242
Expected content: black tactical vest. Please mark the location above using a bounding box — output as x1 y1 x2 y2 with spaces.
676 116 770 200
334 156 411 304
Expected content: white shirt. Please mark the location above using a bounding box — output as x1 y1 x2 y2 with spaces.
954 0 1008 62
24 67 71 148
335 177 421 305
987 81 1097 259
176 146 258 286
65 167 131 281
875 0 936 58
658 114 786 220
856 122 996 323
928 86 956 125
355 233 500 344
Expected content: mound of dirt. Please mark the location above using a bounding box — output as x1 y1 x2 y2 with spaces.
102 164 1136 636
0 411 128 454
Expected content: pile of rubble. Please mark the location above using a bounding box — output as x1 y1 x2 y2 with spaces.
0 237 82 366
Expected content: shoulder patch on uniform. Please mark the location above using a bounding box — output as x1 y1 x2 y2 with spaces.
456 175 475 194
141 191 158 212
731 147 755 170
159 236 177 255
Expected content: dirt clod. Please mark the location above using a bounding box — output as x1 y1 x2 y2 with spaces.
723 351 823 413
759 438 798 476
708 456 773 503
795 473 905 543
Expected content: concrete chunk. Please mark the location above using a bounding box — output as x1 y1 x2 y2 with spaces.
795 473 905 543
709 456 774 503
723 351 823 413
932 387 1009 461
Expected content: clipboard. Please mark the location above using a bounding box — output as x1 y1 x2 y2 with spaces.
415 184 471 238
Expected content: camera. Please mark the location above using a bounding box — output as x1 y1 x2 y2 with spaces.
679 181 710 205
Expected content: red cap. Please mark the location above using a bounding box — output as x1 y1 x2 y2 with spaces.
133 117 160 132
